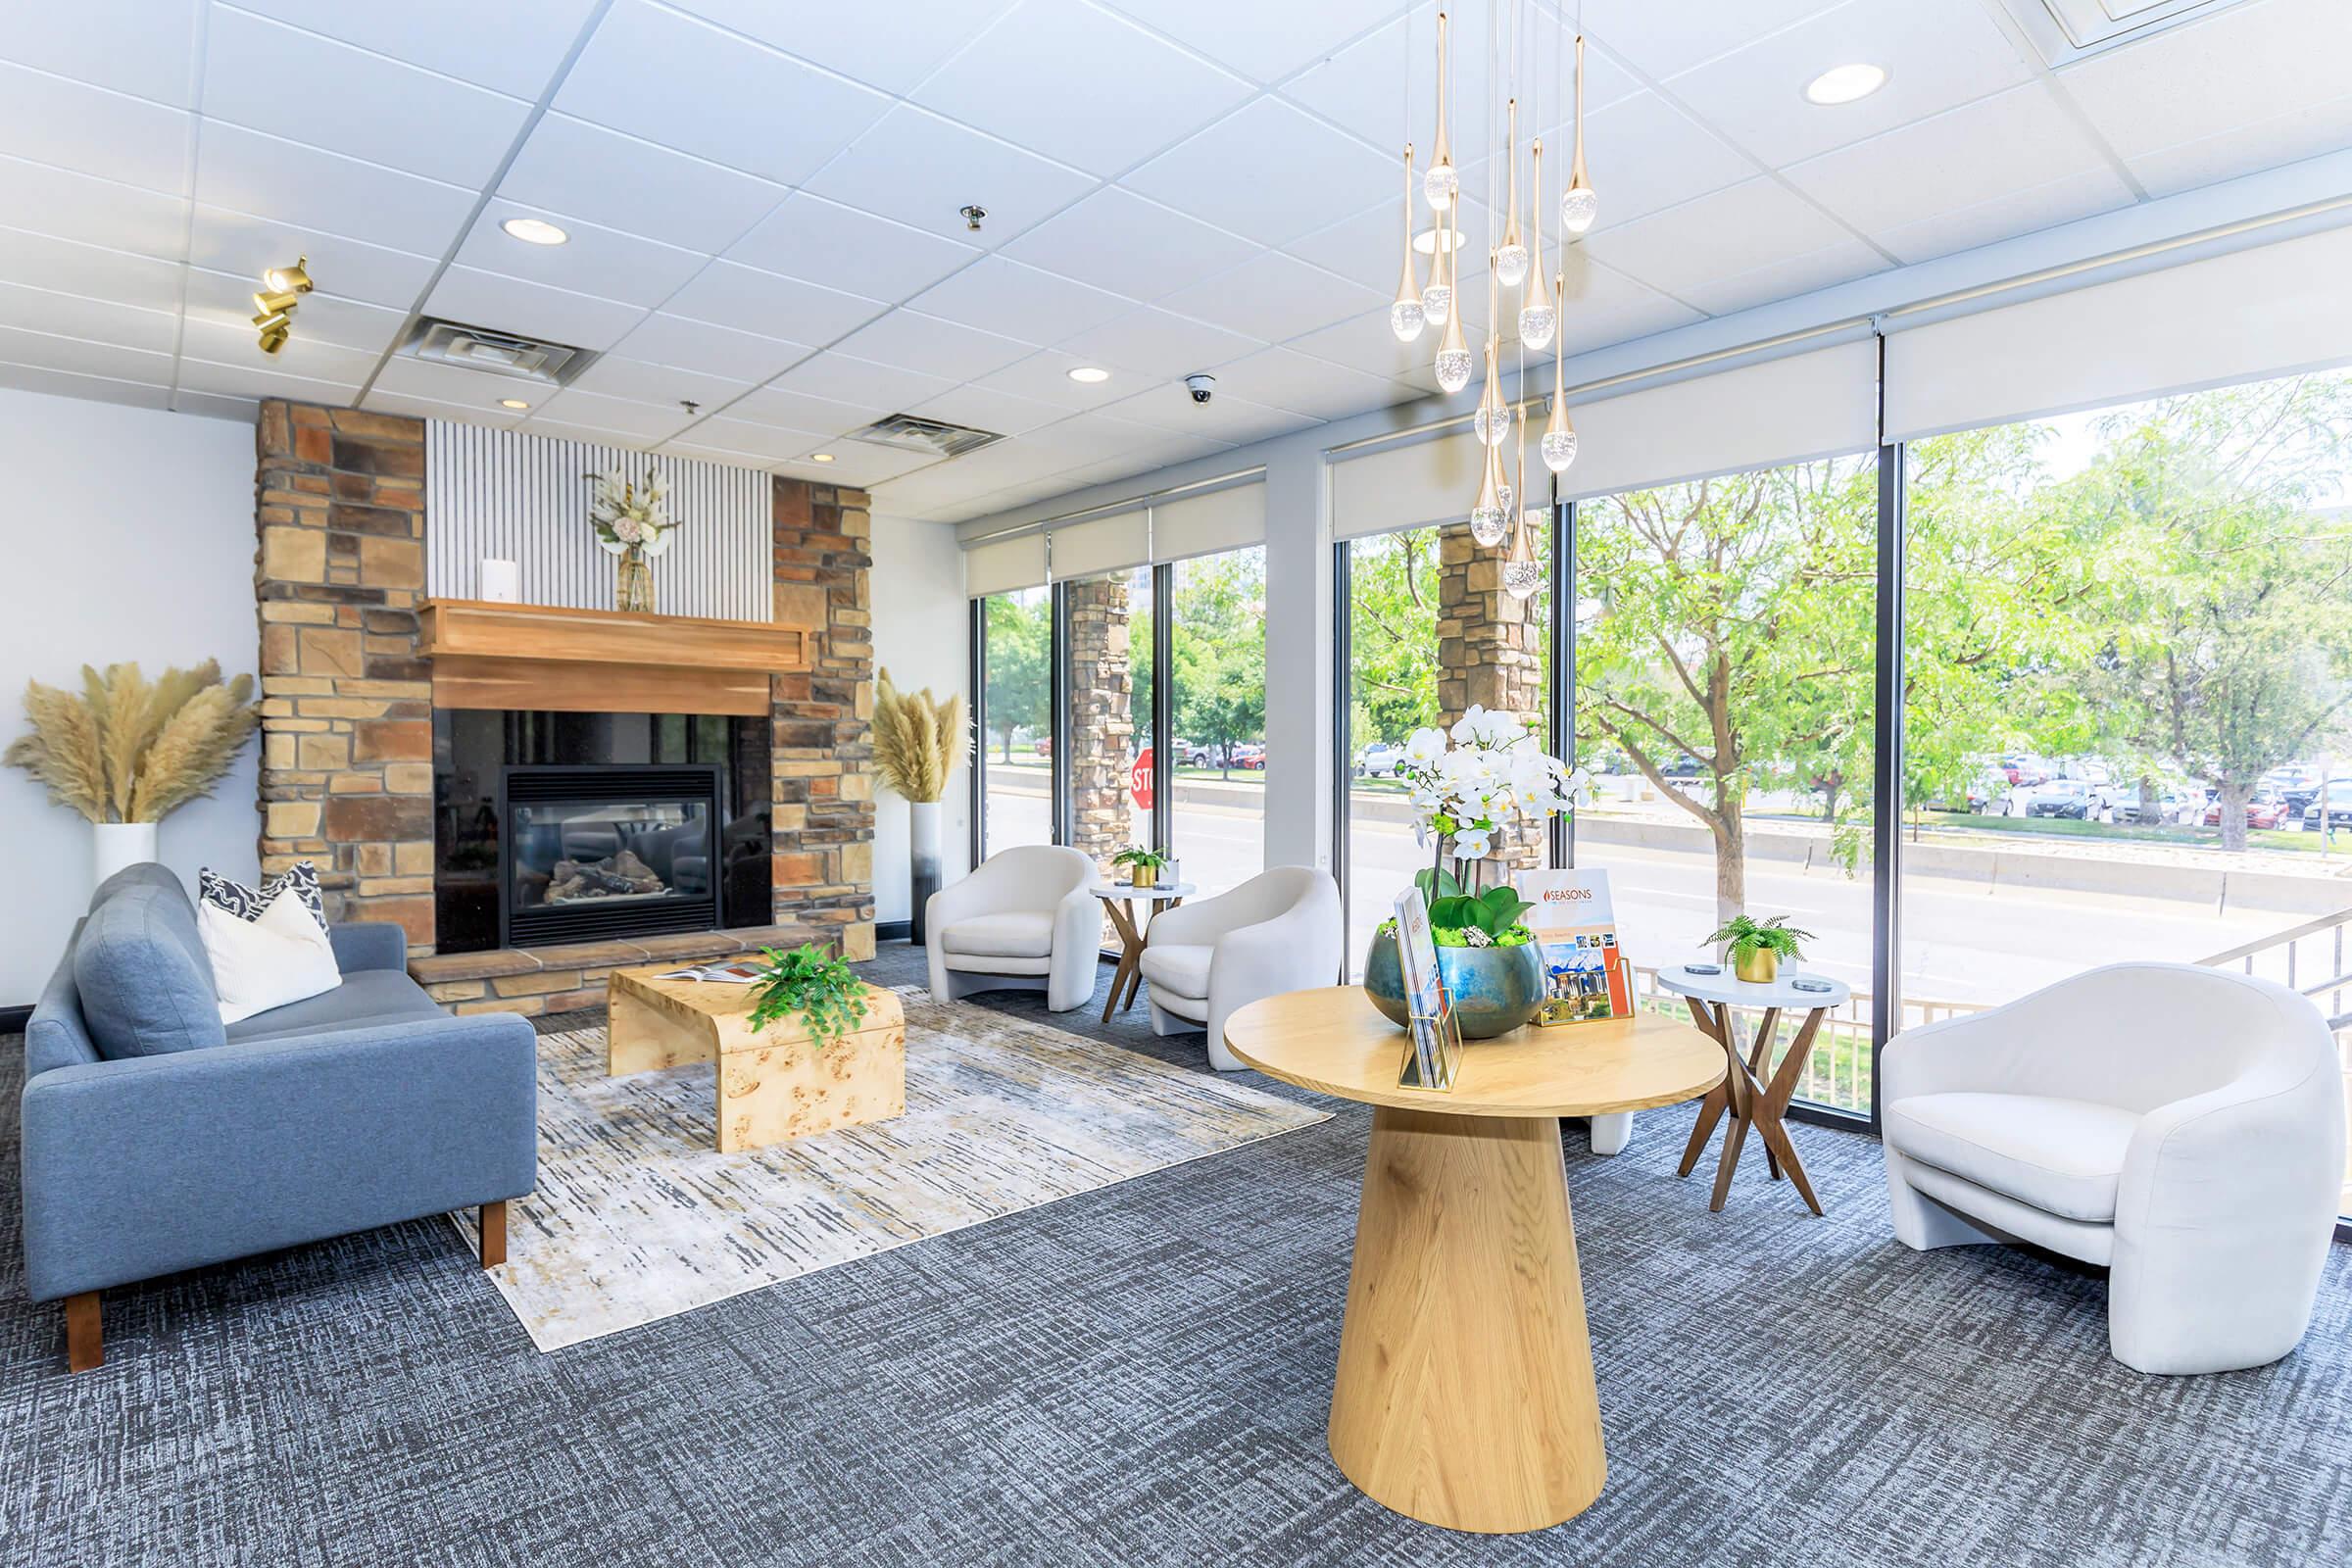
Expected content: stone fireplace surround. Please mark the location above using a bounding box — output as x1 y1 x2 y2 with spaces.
252 399 875 1017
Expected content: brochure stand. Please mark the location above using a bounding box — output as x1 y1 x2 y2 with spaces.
1392 890 1463 1092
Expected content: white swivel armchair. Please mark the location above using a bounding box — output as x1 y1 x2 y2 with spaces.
925 845 1101 1013
1881 961 2345 1375
1139 867 1342 1071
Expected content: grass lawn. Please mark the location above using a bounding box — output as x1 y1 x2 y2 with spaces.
1907 809 2338 855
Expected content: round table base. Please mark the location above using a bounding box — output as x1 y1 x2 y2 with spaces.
1327 1105 1607 1534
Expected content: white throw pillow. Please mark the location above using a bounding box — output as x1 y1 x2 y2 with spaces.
199 885 344 1025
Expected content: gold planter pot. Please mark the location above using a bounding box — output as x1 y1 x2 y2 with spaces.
1733 947 1779 984
1129 863 1155 888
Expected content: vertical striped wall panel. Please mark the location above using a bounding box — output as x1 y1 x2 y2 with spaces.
425 421 771 620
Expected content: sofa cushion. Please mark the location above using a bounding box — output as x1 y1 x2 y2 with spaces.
200 889 344 1025
1140 943 1213 1001
1884 1091 2141 1223
89 862 216 992
199 859 327 933
939 911 1054 959
73 884 226 1058
224 970 446 1044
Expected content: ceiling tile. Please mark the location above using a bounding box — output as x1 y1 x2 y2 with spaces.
1579 178 1860 310
224 0 600 99
1666 0 2035 169
1285 305 1450 381
766 351 955 413
968 348 1147 409
564 353 755 411
801 104 1099 250
1054 305 1259 379
1786 83 2127 254
773 443 941 487
1127 96 1393 248
526 386 699 441
726 383 890 435
178 314 382 385
725 192 979 304
174 352 362 405
999 186 1256 303
195 122 475 256
1279 6 1640 163
362 387 528 428
1100 0 1377 85
1100 379 1318 442
1157 251 1385 344
1578 0 1838 80
555 0 892 185
0 0 199 104
906 381 1072 436
0 228 184 314
423 266 649 352
0 362 170 409
1479 91 1755 234
683 415 838 459
499 114 788 255
1284 191 1494 295
371 354 552 411
0 62 192 193
608 311 811 383
1680 235 1886 317
182 267 409 355
456 198 710 307
186 204 436 310
662 260 886 344
906 255 1136 347
1206 343 1407 419
0 282 178 352
1547 250 1707 354
913 0 1253 177
831 310 1034 382
514 415 655 447
1870 167 2133 265
2123 99 2352 198
0 156 187 259
660 437 779 470
200 8 531 187
0 323 173 384
662 0 1005 96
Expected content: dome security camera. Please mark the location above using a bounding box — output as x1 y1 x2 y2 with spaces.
1185 372 1216 405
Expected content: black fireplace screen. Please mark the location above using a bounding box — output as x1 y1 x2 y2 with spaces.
501 765 722 945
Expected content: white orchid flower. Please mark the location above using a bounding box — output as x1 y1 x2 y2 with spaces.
1404 726 1448 765
1448 706 1489 744
1452 826 1493 859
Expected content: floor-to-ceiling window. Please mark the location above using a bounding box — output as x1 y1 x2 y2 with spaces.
977 585 1053 858
1340 525 1443 975
1168 544 1267 898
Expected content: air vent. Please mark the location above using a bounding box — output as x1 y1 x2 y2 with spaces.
848 413 1004 459
1993 0 2250 64
399 318 596 387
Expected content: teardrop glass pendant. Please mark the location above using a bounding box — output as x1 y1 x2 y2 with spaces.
1468 444 1509 548
1494 98 1529 287
1541 295 1579 474
1432 246 1472 393
1560 34 1598 236
1502 499 1543 599
1517 139 1556 349
1473 344 1508 447
1390 145 1425 343
1424 12 1458 212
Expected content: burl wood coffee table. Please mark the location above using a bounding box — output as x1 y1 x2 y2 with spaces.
1224 986 1725 1535
605 966 906 1152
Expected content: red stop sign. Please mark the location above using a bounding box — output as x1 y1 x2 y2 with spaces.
1131 746 1154 809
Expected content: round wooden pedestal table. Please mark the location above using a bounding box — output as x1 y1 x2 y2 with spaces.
1224 988 1724 1535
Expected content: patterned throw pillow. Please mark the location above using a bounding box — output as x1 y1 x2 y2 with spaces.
200 860 327 935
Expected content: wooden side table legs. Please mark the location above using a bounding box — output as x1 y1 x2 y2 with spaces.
1676 998 1829 1216
1100 895 1182 1022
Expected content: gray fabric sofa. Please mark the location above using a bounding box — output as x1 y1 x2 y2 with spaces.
22 863 537 1370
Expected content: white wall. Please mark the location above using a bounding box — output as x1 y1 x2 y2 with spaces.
868 513 971 925
1 388 259 1004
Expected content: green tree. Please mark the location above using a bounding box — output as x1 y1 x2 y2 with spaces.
983 591 1049 762
1172 549 1266 777
2071 376 2352 849
1346 527 1442 752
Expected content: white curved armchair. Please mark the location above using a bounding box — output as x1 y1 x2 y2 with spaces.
1882 961 2344 1375
1139 867 1342 1071
925 845 1101 1013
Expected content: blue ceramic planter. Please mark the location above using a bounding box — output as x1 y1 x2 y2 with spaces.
1362 932 1544 1039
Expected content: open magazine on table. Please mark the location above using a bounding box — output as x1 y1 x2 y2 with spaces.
658 960 765 983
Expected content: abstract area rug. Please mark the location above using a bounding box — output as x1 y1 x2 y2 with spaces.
451 988 1329 1350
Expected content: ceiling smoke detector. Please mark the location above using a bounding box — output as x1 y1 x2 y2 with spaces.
399 318 596 387
848 413 1004 459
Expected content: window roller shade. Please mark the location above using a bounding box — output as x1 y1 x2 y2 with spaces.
963 532 1046 598
1045 509 1148 580
1152 482 1265 561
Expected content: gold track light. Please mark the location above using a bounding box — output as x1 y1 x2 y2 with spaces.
253 257 314 355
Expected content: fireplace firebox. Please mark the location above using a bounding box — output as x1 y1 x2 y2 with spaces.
500 765 722 946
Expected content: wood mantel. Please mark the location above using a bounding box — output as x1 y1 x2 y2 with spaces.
417 599 815 716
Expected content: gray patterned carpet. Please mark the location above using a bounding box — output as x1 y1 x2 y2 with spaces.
4 945 2349 1567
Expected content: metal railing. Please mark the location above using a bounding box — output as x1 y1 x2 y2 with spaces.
2198 906 2352 1030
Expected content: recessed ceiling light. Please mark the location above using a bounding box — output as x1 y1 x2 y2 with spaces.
498 398 530 410
811 452 836 463
1412 226 1467 257
1803 63 1886 106
501 217 569 246
1067 366 1110 384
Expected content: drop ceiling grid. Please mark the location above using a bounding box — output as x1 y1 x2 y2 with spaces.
0 0 2340 520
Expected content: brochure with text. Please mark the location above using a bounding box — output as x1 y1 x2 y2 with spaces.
1517 868 1635 1025
1393 890 1462 1091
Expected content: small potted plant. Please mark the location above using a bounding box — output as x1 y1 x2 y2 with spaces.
1705 914 1814 985
745 943 869 1045
1111 845 1170 889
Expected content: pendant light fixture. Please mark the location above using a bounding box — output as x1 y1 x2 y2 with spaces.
1503 422 1542 600
1541 270 1579 474
1433 236 1472 392
1423 11 1458 212
1473 263 1509 444
1560 32 1597 236
1469 439 1510 549
1494 99 1529 287
1390 145 1426 343
1517 138 1556 349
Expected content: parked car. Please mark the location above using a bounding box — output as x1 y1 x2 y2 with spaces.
2110 787 2200 826
2301 782 2352 831
2204 795 2291 831
1355 741 1406 778
1230 743 1267 770
2025 779 2103 819
1032 737 1052 757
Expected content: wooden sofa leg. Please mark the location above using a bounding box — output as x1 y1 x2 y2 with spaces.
65 1292 101 1373
479 1200 507 1268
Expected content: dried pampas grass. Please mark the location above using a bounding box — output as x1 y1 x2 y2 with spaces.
5 661 258 824
871 667 966 804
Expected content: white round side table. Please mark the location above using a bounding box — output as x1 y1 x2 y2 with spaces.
1084 880 1198 1023
1653 962 1853 1215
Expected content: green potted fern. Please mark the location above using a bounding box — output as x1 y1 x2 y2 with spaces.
1705 914 1814 984
1111 845 1170 889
